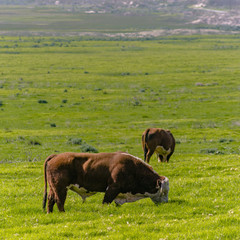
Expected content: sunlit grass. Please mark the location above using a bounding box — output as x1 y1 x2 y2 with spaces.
0 35 239 239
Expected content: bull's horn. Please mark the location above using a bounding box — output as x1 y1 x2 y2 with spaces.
166 148 171 154
156 179 161 189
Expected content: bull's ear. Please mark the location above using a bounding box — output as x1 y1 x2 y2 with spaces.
156 179 161 189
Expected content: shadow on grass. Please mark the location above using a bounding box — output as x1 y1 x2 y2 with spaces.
169 199 187 205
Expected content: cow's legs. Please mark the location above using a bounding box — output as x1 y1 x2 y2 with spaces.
166 152 173 162
146 149 154 163
103 184 120 204
47 189 55 213
55 188 67 212
157 154 163 163
144 148 147 162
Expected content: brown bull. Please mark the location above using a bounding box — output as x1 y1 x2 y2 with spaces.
43 152 169 213
142 128 175 163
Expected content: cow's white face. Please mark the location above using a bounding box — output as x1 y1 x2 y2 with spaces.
114 177 169 205
155 146 171 162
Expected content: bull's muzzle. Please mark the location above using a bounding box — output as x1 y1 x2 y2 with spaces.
149 177 169 204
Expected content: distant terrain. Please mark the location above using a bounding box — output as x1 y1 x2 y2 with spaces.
0 0 239 37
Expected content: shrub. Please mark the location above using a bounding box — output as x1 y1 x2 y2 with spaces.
200 148 224 155
121 72 130 76
131 97 142 106
67 138 98 152
80 143 98 153
38 100 48 104
17 136 25 142
219 138 234 143
68 138 82 145
28 139 41 146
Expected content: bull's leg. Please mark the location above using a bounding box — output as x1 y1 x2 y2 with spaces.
47 189 55 213
167 152 173 162
143 144 148 162
55 189 67 212
144 148 147 162
157 154 163 163
146 149 154 163
103 184 120 204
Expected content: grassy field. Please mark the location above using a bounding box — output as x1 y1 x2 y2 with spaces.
0 35 240 239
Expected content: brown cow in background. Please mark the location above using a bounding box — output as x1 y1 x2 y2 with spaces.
142 128 175 163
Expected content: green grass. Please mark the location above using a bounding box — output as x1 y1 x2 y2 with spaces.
0 35 240 239
1 155 239 239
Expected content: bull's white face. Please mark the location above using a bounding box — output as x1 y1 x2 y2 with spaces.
114 177 169 206
147 177 169 204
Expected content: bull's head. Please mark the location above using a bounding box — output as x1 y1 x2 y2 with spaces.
113 176 169 206
147 176 169 204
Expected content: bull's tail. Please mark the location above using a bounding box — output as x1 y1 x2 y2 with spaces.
142 128 150 161
42 154 57 212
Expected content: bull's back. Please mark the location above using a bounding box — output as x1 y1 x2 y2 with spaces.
46 152 112 191
79 154 117 191
79 153 141 192
50 152 120 192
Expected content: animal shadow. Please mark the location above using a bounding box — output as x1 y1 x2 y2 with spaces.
168 199 187 205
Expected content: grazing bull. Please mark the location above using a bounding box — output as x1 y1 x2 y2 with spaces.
142 128 175 163
43 152 169 213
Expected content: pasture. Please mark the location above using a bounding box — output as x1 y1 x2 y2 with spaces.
0 35 239 239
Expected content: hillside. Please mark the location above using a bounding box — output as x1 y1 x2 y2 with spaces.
1 0 239 10
0 0 239 36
